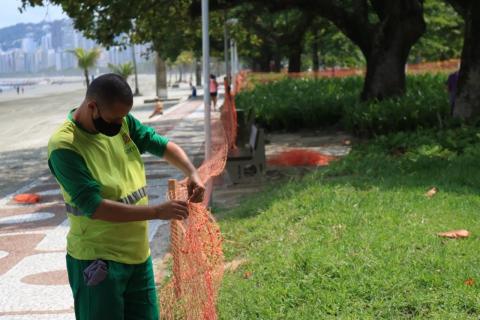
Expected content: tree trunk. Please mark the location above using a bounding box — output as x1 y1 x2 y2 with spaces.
259 58 271 72
155 53 168 99
131 44 140 95
453 2 480 119
273 53 282 72
84 68 90 87
360 4 425 100
195 58 202 86
362 48 408 100
312 39 319 72
288 47 302 73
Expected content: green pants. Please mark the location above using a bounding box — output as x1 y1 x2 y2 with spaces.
66 254 159 320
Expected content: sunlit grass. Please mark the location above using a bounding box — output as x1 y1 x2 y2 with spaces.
217 127 480 319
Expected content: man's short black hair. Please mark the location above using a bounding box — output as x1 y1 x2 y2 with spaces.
86 73 133 108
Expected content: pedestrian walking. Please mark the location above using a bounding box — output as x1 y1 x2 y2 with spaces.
210 74 218 111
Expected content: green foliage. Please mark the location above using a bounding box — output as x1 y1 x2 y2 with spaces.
344 74 450 136
235 77 360 130
68 47 101 85
68 47 101 71
303 18 365 70
409 0 464 63
229 5 312 71
21 0 227 62
108 62 134 80
236 74 450 135
217 126 480 319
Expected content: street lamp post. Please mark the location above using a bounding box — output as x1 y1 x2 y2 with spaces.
223 10 230 82
202 0 211 161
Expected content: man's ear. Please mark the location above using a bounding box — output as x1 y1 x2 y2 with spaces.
86 100 97 114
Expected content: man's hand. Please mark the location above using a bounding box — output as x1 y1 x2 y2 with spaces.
164 143 205 203
154 200 189 220
187 172 205 203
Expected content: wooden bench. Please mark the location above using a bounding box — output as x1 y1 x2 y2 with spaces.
226 124 266 183
235 108 256 146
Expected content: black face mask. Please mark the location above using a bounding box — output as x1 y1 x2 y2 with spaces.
92 109 122 137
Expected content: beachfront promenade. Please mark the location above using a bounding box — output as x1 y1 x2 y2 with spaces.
0 79 215 319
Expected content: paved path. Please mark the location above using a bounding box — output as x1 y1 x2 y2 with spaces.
0 98 212 319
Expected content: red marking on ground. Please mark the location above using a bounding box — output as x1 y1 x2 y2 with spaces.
21 270 69 286
0 234 45 276
0 204 66 234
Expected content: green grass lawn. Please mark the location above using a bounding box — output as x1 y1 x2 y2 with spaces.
216 127 480 319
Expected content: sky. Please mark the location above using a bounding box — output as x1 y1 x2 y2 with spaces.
0 0 68 29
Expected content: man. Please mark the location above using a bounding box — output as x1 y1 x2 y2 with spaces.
48 73 205 320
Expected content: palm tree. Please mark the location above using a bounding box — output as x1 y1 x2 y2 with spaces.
69 48 101 87
108 62 135 81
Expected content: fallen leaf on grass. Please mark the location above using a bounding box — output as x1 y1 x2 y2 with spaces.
437 229 470 239
464 278 475 286
425 187 438 198
243 271 253 279
224 259 247 272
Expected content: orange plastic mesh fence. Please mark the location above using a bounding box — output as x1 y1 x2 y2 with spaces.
160 74 247 319
249 59 460 84
221 78 238 151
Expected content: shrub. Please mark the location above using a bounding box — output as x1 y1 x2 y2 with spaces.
235 74 450 136
343 74 450 136
235 77 361 131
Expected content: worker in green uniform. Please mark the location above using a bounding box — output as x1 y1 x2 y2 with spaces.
47 73 205 320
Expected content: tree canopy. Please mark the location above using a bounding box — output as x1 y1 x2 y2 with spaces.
21 0 472 107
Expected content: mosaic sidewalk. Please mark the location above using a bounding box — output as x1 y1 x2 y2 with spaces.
0 99 209 319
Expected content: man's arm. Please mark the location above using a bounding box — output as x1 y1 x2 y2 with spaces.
49 148 188 223
92 198 188 222
127 114 205 202
164 142 205 202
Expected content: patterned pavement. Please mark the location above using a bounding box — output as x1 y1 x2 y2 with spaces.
0 99 209 319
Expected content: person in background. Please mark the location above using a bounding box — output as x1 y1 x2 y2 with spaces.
446 69 459 116
189 81 197 98
210 74 218 111
149 100 164 119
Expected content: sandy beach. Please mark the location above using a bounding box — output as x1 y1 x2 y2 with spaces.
0 74 193 197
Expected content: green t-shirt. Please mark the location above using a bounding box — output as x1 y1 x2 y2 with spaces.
48 110 169 264
48 111 169 217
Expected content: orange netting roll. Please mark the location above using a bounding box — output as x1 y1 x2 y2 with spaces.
160 74 246 319
160 180 224 320
268 149 337 167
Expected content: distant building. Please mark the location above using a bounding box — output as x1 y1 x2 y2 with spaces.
0 19 153 74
